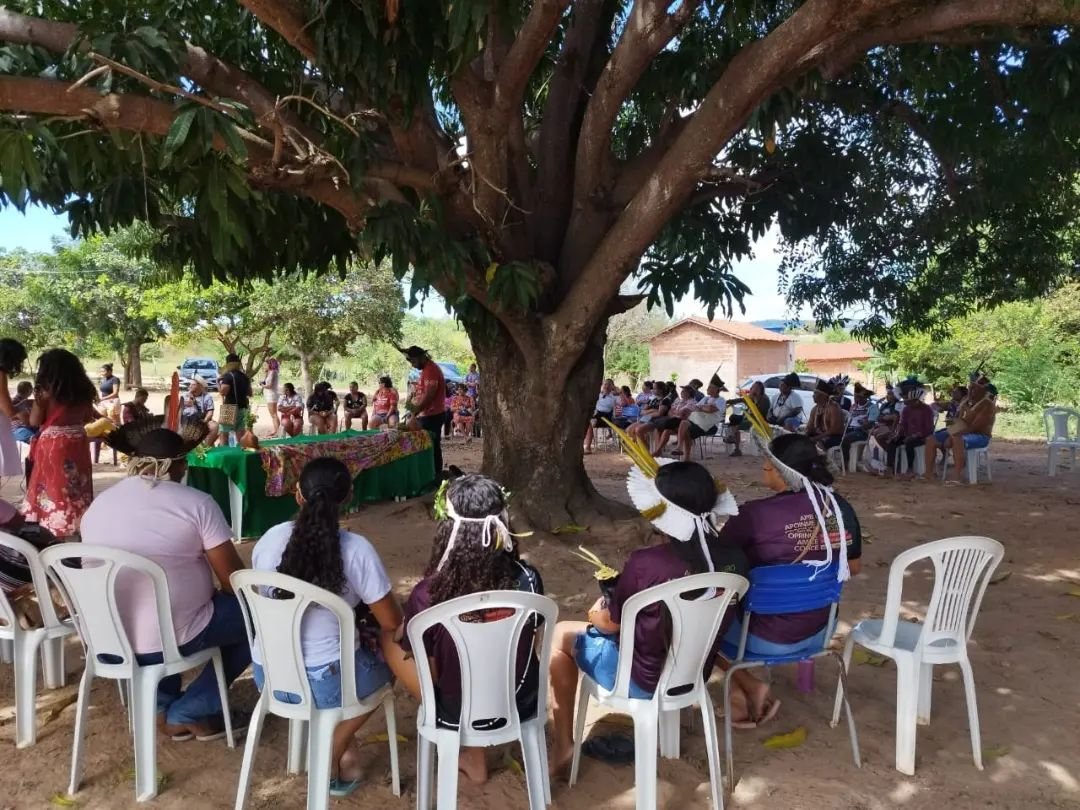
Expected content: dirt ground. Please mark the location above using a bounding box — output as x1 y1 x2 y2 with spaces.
1 406 1078 809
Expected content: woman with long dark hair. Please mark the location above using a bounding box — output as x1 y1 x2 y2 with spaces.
547 459 746 776
23 349 97 537
0 338 29 478
381 474 544 785
250 457 401 797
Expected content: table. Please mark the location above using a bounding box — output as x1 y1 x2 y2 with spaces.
186 430 436 539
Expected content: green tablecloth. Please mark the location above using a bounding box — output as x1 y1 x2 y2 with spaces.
186 430 436 536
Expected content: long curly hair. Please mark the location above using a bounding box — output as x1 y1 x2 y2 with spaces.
0 338 27 376
35 349 97 406
426 474 520 605
277 457 352 595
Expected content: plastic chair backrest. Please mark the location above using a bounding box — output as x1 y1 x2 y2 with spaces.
1044 407 1080 442
407 590 557 735
878 536 1004 652
0 531 67 633
612 573 749 700
231 570 359 712
40 544 183 676
743 562 844 615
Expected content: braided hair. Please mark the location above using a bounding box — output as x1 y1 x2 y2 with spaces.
426 474 520 604
35 349 97 406
277 457 352 594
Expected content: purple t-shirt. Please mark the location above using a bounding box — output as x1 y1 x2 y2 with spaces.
402 562 542 719
898 402 935 439
608 544 747 694
717 491 861 644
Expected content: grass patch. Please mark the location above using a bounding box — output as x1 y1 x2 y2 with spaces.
994 411 1044 441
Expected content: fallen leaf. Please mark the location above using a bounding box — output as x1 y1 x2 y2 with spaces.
361 733 408 746
1065 588 1080 598
990 570 1011 585
853 649 889 667
763 726 807 750
50 796 77 808
982 745 1010 761
1037 630 1061 642
126 770 168 791
1056 613 1076 621
553 524 588 535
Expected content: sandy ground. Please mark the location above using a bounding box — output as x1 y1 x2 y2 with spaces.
1 402 1078 809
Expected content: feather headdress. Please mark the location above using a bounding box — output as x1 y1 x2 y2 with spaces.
103 416 209 485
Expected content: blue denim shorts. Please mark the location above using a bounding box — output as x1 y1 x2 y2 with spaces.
252 647 392 709
574 626 652 699
934 429 990 450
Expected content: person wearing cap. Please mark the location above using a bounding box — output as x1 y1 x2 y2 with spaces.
675 376 728 458
885 382 935 477
81 418 249 741
839 383 878 460
548 459 746 775
402 346 447 478
383 474 544 784
921 374 996 483
804 379 844 447
217 352 252 445
768 372 803 431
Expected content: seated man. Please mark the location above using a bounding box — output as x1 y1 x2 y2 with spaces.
767 373 803 431
11 381 35 444
921 374 996 483
181 378 218 444
804 379 844 448
122 388 152 424
676 376 727 458
839 383 877 459
81 421 249 740
306 381 338 435
342 382 367 431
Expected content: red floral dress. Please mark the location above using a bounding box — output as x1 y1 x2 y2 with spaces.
22 403 93 538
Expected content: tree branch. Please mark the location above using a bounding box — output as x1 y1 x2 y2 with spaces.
235 0 317 62
494 0 570 121
883 100 961 196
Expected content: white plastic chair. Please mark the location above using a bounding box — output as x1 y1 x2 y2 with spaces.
895 446 927 477
832 536 1004 775
939 442 992 484
1044 407 1080 476
0 531 75 747
230 570 400 810
41 544 236 802
570 573 749 810
408 590 558 810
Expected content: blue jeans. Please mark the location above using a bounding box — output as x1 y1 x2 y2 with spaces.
252 647 392 708
574 627 652 699
135 592 252 725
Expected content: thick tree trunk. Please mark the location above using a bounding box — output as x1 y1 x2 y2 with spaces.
122 342 142 388
468 316 635 530
298 352 314 398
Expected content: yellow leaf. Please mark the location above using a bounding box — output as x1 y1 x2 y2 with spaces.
1066 588 1080 598
553 524 588 535
853 649 889 667
50 795 78 808
485 262 498 284
762 726 807 750
982 744 1010 761
1056 613 1076 621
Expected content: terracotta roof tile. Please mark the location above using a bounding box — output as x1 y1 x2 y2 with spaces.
794 342 873 361
652 316 792 343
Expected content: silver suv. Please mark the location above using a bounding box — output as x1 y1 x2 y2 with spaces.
738 373 854 423
177 358 220 391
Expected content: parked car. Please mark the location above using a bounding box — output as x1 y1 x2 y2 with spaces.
177 357 220 391
407 361 466 386
737 372 855 424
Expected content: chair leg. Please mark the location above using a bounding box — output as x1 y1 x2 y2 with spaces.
632 710 659 810
287 719 307 774
0 637 12 664
14 632 43 748
306 714 335 810
436 736 462 810
133 672 162 801
894 661 919 776
383 694 401 797
917 663 933 725
659 709 681 759
233 696 268 810
568 678 590 787
42 636 66 689
68 668 94 796
698 692 725 810
210 650 235 748
723 671 736 792
520 722 548 810
416 736 435 810
831 636 855 727
831 652 862 768
958 657 984 771
1048 448 1056 476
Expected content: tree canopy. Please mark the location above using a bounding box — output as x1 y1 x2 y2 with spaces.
4 0 1080 524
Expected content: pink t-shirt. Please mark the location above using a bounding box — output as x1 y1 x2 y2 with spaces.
79 477 233 654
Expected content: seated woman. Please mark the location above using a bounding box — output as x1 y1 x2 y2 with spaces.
715 433 862 725
277 383 305 437
0 339 30 471
583 379 618 454
121 388 151 424
369 376 400 430
449 385 476 439
805 379 844 448
675 376 727 458
627 382 672 444
251 458 401 796
921 374 996 483
382 474 543 785
610 385 636 429
343 382 368 431
885 382 935 477
727 380 770 457
839 383 877 459
548 458 746 776
651 385 700 456
306 382 337 435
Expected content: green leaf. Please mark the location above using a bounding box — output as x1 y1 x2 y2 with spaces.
214 117 248 161
162 106 197 165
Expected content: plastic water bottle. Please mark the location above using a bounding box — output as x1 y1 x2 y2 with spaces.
227 431 238 448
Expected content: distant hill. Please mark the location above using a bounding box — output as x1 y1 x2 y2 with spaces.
752 319 805 333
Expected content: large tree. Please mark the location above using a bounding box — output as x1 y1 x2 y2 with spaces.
2 2 1080 526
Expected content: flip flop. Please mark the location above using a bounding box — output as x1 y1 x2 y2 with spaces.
329 777 361 798
757 698 782 725
194 710 251 742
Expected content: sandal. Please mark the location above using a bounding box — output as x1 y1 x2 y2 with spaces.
329 777 362 798
193 710 251 741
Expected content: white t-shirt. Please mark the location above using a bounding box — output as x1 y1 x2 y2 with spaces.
250 522 393 667
691 396 727 430
80 477 233 654
595 393 617 414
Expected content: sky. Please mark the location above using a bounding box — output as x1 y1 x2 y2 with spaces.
0 205 803 322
